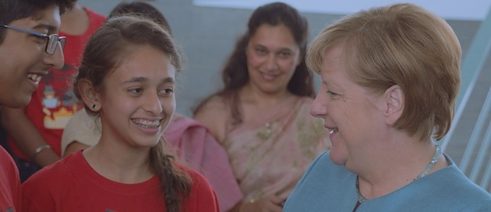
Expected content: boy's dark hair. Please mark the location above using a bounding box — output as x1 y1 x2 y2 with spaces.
0 0 76 42
108 1 172 35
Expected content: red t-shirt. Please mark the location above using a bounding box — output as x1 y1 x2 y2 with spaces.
8 8 105 159
0 146 21 211
22 151 219 212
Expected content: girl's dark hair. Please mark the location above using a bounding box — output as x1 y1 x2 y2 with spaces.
74 16 190 212
194 2 313 125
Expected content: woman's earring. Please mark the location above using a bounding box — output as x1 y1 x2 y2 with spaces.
91 104 98 111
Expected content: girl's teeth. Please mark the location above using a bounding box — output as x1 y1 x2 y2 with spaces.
133 119 161 128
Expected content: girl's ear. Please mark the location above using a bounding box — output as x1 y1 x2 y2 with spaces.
383 84 404 125
77 79 101 112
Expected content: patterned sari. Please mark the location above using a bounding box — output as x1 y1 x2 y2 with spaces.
223 97 329 203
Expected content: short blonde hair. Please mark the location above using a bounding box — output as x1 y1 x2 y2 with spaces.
307 3 461 141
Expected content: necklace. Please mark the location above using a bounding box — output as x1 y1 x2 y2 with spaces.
355 144 442 204
256 122 275 140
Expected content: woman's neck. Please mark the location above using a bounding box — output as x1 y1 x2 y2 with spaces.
240 84 295 108
355 135 447 200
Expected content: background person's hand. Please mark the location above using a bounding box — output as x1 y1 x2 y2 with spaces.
239 194 284 212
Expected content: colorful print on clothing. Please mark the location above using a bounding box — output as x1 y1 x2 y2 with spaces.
40 66 81 130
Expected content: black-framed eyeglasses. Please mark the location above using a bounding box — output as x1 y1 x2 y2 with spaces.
1 24 66 55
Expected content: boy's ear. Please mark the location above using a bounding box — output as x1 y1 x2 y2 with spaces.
383 85 404 125
77 79 101 112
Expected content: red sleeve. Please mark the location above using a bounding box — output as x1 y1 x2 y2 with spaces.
0 147 21 211
13 174 21 212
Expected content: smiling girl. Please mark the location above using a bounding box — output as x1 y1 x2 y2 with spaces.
22 16 219 212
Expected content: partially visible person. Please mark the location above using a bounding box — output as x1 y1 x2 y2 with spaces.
22 16 219 212
60 2 242 211
107 1 172 35
0 0 75 210
0 146 20 211
0 1 72 108
1 1 105 182
284 3 491 211
194 2 328 211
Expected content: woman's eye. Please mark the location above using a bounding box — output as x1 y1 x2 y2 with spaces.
278 51 292 58
327 90 339 97
159 88 174 96
128 88 143 95
255 48 267 55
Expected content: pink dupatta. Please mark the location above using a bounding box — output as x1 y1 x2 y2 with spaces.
165 115 243 211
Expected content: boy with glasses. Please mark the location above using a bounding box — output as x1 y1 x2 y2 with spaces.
2 2 105 182
0 0 75 210
0 25 66 55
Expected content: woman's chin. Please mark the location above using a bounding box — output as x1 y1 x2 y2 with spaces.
329 151 347 166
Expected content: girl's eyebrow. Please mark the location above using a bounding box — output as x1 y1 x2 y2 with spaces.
161 77 175 83
122 77 147 84
122 76 175 84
